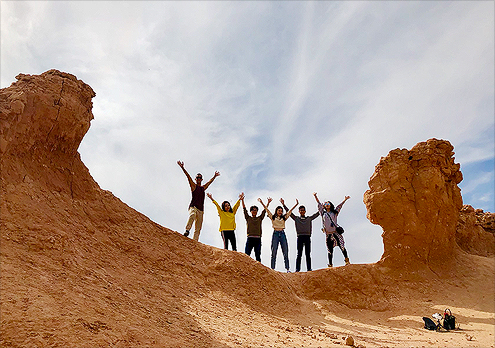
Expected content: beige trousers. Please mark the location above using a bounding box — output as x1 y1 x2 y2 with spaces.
185 206 204 241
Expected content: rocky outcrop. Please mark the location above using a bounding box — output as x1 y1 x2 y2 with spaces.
0 69 98 199
456 205 495 256
1 70 95 156
363 139 464 271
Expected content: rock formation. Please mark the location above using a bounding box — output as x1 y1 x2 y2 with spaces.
1 70 493 347
456 205 495 257
363 139 464 271
1 70 98 199
363 139 495 272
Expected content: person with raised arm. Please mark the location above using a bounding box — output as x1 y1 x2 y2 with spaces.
281 198 319 272
241 194 271 262
177 160 220 241
314 192 351 267
258 197 298 272
207 192 242 251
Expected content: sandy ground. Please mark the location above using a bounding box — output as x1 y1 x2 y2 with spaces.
3 229 492 347
180 262 495 348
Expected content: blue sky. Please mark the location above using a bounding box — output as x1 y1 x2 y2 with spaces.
2 1 494 271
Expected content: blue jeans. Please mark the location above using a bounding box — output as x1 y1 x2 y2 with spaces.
271 230 289 270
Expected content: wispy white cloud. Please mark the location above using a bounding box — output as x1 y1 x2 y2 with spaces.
461 172 494 195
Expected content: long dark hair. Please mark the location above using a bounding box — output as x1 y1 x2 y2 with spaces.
326 201 338 215
221 201 233 213
272 206 286 221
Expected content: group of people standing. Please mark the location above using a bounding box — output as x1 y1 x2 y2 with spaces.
177 161 351 271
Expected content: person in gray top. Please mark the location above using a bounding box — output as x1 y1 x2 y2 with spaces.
281 198 319 272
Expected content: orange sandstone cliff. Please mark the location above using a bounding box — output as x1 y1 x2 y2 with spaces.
363 139 495 271
364 140 464 271
1 70 493 347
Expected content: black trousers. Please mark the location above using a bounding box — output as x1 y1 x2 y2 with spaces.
296 235 311 272
326 233 348 265
221 230 237 251
245 237 261 262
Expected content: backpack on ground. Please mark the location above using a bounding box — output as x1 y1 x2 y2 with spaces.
443 309 456 330
422 317 439 330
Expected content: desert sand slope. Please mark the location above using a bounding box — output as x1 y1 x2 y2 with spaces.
1 70 494 347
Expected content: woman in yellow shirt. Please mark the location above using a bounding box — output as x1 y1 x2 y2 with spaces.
207 192 242 251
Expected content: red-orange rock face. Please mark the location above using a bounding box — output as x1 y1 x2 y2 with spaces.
363 139 464 270
1 69 97 198
1 70 95 156
456 205 495 257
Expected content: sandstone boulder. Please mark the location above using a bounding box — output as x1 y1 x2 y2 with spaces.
456 205 495 256
363 139 464 271
0 69 98 199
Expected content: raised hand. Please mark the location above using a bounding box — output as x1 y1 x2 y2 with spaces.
313 192 321 204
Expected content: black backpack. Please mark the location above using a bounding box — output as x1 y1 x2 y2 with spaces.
422 317 438 330
443 309 456 330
